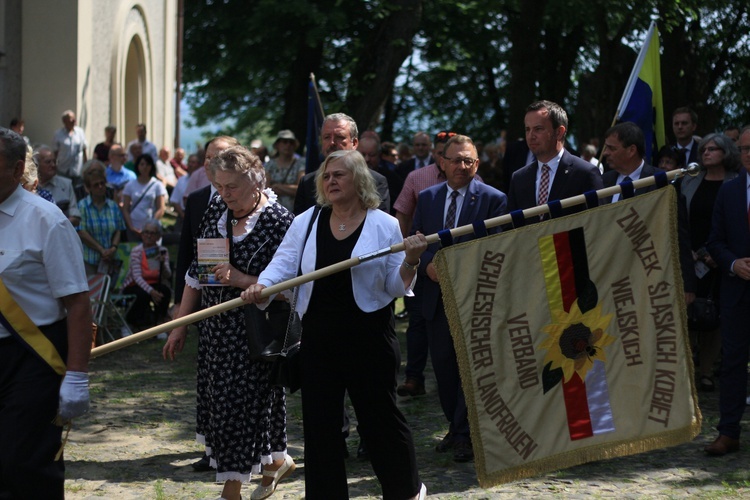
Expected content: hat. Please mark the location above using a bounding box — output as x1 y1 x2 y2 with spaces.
250 139 263 149
274 130 298 146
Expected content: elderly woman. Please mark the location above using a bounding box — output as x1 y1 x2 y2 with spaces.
263 130 306 212
20 148 54 202
77 161 126 276
121 153 167 241
163 146 295 500
242 149 428 500
121 219 172 328
677 133 741 391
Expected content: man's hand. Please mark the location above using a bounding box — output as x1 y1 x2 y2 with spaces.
426 262 439 282
59 371 90 420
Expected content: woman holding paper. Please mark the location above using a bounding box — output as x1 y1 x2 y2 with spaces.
163 146 295 500
241 149 428 500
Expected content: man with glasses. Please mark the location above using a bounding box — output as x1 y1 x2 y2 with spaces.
105 144 136 204
507 100 602 221
412 134 507 462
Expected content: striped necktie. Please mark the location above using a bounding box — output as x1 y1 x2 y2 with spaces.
445 191 459 229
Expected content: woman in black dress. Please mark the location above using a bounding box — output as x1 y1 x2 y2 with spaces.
164 146 295 500
677 133 741 391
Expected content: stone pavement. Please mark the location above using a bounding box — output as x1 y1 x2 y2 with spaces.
65 323 750 499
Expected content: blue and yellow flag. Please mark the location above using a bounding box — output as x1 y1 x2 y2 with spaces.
616 22 664 164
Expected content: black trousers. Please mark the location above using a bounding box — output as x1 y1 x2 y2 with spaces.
426 301 470 441
0 320 67 499
124 283 172 326
301 311 420 499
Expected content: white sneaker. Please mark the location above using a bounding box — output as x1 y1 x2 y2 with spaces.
746 395 750 406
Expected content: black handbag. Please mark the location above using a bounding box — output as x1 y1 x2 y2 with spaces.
269 206 319 393
687 296 719 332
244 300 291 361
269 304 302 393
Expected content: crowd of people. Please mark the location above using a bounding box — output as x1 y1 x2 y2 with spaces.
2 100 750 499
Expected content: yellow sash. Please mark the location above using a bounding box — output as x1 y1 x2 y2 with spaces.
0 277 66 375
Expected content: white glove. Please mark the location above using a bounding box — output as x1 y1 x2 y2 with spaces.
59 371 90 420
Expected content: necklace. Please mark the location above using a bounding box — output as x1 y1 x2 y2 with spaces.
333 210 361 232
230 193 262 226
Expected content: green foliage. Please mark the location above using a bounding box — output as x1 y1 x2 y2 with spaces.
183 0 750 147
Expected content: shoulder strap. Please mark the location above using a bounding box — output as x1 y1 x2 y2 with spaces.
0 277 66 375
129 179 158 213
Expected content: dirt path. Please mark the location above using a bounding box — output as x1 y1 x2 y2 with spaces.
65 325 749 499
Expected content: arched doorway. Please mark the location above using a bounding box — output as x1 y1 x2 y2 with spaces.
124 35 146 145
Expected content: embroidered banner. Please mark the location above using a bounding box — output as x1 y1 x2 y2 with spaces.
434 187 701 487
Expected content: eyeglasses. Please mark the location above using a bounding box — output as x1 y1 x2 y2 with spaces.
443 156 477 167
738 146 750 153
435 131 457 143
700 146 722 154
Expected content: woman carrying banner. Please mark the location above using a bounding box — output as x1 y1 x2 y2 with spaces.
676 133 741 391
163 146 295 500
241 149 428 499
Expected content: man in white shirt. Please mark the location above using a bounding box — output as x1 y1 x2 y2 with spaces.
0 127 91 498
35 145 81 225
126 123 158 163
52 110 88 185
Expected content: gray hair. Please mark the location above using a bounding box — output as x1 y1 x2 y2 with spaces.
322 113 358 141
0 127 27 167
315 149 380 209
698 133 741 172
209 145 266 190
142 218 163 234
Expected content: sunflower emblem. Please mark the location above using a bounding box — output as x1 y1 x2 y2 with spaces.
540 300 615 384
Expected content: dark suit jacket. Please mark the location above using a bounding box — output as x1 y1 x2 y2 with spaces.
673 144 699 167
602 163 663 203
174 185 213 303
412 178 508 320
293 168 391 215
502 139 532 190
707 173 750 308
507 149 603 220
395 155 433 181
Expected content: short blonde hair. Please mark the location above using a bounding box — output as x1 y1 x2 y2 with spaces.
21 146 37 187
315 150 380 209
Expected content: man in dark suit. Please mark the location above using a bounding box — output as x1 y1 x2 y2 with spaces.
502 137 534 190
413 134 507 463
507 100 602 221
294 113 390 214
395 132 433 181
601 122 697 302
672 107 700 166
704 126 750 456
601 122 663 202
358 134 402 213
171 135 239 472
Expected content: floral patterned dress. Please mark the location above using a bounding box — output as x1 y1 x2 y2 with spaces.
186 190 294 482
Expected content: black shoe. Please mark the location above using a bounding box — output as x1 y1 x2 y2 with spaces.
699 376 715 392
453 440 474 462
435 432 454 453
357 440 368 460
395 310 409 320
260 339 283 361
191 453 212 472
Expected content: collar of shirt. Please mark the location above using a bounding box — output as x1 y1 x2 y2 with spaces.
681 139 695 152
0 184 23 216
444 183 469 227
616 161 645 183
536 148 564 182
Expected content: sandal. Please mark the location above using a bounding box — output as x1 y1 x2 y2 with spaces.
250 455 295 500
699 376 714 392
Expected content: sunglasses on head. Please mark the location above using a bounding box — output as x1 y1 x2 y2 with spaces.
435 131 457 143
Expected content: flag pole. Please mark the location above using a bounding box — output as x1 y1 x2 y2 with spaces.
310 73 324 119
90 165 699 358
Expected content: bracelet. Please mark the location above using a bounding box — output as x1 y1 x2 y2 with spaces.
402 259 420 271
